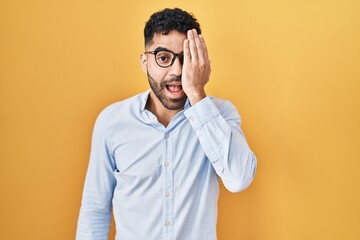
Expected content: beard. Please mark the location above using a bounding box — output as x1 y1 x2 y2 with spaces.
147 72 187 110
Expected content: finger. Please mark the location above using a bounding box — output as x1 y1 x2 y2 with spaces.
199 34 209 61
188 29 198 62
183 39 191 65
193 29 205 63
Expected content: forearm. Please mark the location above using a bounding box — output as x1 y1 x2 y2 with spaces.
76 168 114 239
76 194 112 240
184 97 257 192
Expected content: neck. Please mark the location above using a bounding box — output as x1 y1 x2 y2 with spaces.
146 92 183 127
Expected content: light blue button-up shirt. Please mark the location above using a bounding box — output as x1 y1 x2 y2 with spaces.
76 90 257 240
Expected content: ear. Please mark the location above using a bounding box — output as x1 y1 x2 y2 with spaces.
140 53 148 73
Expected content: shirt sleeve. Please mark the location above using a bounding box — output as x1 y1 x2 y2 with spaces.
184 97 257 193
76 109 116 240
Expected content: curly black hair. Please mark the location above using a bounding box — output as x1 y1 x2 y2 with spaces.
144 8 201 47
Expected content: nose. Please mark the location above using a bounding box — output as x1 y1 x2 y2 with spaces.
169 56 182 76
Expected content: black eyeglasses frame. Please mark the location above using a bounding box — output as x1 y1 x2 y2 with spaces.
144 49 184 68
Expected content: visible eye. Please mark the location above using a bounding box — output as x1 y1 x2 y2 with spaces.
156 51 173 64
158 56 169 62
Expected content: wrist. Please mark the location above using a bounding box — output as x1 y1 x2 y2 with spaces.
187 90 207 106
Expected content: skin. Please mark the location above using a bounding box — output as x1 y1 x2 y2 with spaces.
140 29 211 126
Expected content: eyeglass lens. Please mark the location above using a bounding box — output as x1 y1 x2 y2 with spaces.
155 51 183 67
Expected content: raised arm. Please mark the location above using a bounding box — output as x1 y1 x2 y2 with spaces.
182 29 256 192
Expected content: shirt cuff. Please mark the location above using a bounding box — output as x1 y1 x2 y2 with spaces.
184 97 220 130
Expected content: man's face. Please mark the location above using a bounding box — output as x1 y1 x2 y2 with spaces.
141 30 187 110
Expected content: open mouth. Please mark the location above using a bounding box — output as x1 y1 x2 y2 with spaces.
165 84 183 95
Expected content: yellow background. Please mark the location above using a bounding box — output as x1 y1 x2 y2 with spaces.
1 0 359 239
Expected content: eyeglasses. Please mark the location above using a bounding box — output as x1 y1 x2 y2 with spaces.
144 49 184 68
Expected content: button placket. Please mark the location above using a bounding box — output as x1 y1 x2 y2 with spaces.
163 132 174 239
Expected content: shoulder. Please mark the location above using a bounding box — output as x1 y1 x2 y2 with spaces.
95 92 145 126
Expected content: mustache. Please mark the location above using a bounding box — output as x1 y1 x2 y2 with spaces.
146 71 182 88
162 76 182 86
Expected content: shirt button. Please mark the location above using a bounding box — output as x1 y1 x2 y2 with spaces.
164 161 169 167
164 133 169 139
165 192 170 197
165 220 170 226
188 116 194 122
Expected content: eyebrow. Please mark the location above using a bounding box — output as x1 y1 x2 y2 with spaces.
154 47 170 52
153 47 184 55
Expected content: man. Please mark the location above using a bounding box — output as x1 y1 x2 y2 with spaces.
76 8 256 240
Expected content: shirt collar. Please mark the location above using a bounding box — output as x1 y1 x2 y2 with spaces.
140 89 150 111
